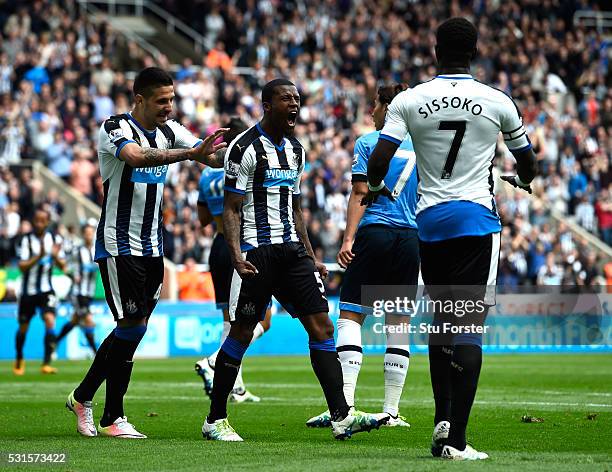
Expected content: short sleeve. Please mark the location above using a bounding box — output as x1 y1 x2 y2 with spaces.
198 172 209 204
499 95 532 153
224 141 255 195
351 136 369 182
168 120 202 149
100 118 136 159
380 91 411 144
18 235 30 261
293 148 305 195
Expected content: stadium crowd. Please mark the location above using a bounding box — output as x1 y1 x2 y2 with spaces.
0 0 610 293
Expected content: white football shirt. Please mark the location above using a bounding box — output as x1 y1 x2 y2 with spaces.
380 74 531 216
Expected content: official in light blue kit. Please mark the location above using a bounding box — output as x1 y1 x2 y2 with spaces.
307 83 419 429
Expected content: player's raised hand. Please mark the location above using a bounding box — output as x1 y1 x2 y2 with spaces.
192 128 229 165
51 243 61 260
234 259 259 278
360 185 395 207
336 241 354 269
500 175 532 194
315 260 328 280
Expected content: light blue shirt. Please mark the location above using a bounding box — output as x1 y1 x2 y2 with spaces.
198 167 224 216
352 131 417 229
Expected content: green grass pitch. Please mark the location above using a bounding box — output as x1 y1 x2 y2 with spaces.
1 354 611 471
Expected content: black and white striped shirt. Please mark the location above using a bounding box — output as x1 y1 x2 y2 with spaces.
70 243 97 298
224 123 304 251
18 232 64 296
95 112 202 260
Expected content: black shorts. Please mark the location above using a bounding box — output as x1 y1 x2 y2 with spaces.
209 233 232 310
340 225 420 314
419 233 500 343
72 295 93 318
229 242 328 323
98 256 164 321
18 292 57 324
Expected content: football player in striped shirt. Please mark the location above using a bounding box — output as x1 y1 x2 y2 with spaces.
14 207 66 375
56 222 98 355
307 83 418 429
202 79 389 442
364 18 536 460
66 67 227 439
195 117 271 403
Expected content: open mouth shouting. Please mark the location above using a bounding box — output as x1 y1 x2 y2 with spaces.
287 110 298 128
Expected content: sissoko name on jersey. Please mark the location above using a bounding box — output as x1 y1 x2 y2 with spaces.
95 112 202 260
380 74 532 242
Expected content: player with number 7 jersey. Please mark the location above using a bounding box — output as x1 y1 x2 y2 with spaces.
364 18 537 460
307 83 419 430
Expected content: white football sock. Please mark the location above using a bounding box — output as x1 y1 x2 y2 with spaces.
250 322 265 345
383 344 410 417
209 321 231 368
336 317 363 408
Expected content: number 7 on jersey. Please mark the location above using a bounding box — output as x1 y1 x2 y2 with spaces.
439 121 466 179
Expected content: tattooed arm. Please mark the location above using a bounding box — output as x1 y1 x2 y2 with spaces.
223 190 258 278
119 128 228 168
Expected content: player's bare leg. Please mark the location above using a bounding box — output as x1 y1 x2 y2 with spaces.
41 311 57 374
13 321 29 375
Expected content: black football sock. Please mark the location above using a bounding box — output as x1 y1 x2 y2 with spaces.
447 343 482 451
15 329 27 361
100 325 146 427
56 321 76 343
83 326 97 353
208 337 247 422
428 343 453 425
43 328 56 365
309 338 350 422
74 330 115 403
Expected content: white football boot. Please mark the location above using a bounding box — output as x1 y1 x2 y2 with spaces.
65 390 97 437
441 444 489 460
306 410 331 428
230 387 260 403
331 410 390 440
202 418 243 442
384 413 411 428
98 416 147 439
431 421 450 457
194 358 215 397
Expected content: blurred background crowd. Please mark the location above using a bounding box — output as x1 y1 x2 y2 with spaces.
0 0 610 296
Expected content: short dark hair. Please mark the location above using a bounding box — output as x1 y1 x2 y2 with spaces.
436 17 478 63
133 67 173 97
377 83 408 105
261 78 295 103
222 117 248 143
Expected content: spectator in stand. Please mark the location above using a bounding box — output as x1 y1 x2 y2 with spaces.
178 258 215 301
0 0 609 293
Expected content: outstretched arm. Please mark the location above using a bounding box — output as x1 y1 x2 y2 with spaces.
119 128 228 168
